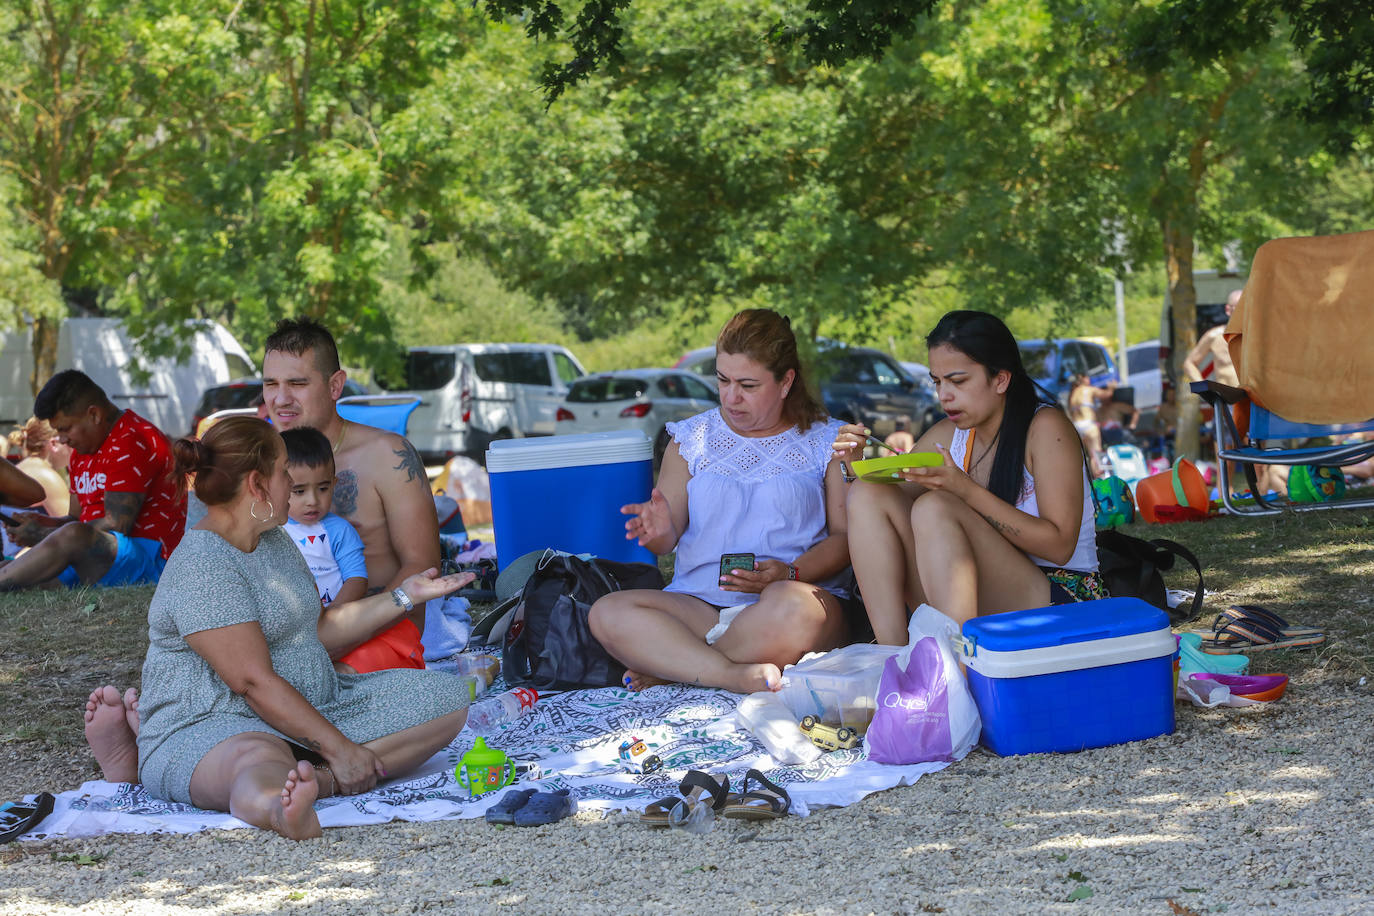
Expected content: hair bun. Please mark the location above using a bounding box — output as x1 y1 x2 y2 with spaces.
172 437 213 476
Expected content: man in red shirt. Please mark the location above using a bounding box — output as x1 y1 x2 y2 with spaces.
0 370 185 590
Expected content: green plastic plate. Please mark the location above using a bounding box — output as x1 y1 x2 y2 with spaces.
850 452 943 482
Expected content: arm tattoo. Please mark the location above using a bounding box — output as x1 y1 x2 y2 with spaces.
392 441 425 484
333 470 359 517
291 735 323 752
101 491 145 534
981 513 1021 538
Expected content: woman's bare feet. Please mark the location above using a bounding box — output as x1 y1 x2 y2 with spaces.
728 663 783 695
622 670 671 692
623 662 781 694
275 761 323 840
82 686 139 784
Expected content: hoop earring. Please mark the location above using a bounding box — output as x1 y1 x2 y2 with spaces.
249 499 275 522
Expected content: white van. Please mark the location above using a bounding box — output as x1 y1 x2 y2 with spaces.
0 317 255 437
388 343 587 462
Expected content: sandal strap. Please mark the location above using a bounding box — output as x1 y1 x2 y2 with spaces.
1223 604 1293 633
679 770 731 810
737 768 790 814
1213 615 1282 646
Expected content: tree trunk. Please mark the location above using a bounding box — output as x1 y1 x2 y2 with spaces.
29 315 60 396
1162 216 1201 461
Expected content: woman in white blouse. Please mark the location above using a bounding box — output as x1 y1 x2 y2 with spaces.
589 309 852 694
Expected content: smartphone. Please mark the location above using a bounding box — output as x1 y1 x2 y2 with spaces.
0 511 18 526
719 553 756 580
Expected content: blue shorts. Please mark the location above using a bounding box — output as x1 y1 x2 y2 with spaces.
57 532 167 588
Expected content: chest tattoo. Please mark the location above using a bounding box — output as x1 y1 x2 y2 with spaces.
333 470 359 517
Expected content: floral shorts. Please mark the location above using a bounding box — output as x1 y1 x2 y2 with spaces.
1041 568 1110 605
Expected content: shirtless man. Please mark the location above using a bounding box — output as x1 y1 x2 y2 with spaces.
1183 290 1287 496
1182 289 1241 389
262 319 440 673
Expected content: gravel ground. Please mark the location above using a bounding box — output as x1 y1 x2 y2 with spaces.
3 667 1372 914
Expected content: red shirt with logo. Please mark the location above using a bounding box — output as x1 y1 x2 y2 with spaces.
69 410 186 559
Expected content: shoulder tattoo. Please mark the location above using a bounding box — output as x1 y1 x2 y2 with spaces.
333 470 359 517
392 441 424 484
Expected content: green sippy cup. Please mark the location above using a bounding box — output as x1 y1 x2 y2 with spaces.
457 737 515 796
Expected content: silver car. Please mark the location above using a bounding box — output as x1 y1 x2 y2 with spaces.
555 369 720 464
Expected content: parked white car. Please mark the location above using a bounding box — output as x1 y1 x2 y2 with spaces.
386 343 587 463
555 369 719 464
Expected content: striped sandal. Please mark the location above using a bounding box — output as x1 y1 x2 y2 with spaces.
1217 605 1324 639
1200 612 1326 655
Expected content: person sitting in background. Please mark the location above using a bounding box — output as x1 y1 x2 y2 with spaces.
9 417 74 517
1097 389 1140 448
0 371 185 590
281 428 369 615
836 310 1102 642
1068 373 1115 477
589 308 853 694
884 417 916 454
81 417 474 841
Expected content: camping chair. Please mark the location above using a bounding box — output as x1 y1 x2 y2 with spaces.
336 394 421 437
1191 380 1374 516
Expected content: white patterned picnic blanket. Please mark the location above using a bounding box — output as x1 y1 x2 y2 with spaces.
21 684 949 840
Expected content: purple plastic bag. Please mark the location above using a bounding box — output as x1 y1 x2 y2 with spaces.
865 604 981 765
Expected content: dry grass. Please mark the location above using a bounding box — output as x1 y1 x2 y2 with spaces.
2 506 1371 803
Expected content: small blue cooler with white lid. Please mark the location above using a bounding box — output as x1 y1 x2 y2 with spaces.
960 597 1176 756
487 430 655 570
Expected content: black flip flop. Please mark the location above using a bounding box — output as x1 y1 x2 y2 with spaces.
0 792 54 843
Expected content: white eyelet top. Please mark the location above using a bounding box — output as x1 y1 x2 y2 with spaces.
663 409 847 607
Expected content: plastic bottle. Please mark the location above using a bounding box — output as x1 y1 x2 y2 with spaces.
449 654 501 692
466 687 539 735
668 799 715 834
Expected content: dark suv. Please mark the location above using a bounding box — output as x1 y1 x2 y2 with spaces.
673 344 941 437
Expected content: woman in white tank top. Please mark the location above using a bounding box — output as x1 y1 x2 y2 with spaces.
589 309 853 695
835 311 1103 645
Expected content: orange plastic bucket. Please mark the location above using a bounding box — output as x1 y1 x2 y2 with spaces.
1136 457 1209 523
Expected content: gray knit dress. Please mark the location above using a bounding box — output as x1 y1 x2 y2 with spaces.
136 526 467 804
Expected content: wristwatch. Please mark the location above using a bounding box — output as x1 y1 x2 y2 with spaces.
786 564 799 581
391 588 414 612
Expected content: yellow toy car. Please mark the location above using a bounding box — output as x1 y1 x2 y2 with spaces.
798 716 862 752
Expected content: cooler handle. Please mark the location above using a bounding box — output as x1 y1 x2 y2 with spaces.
957 635 977 658
1059 631 1111 644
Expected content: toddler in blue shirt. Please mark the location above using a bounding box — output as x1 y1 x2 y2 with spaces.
280 427 367 608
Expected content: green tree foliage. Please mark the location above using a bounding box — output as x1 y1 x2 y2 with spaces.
0 0 238 387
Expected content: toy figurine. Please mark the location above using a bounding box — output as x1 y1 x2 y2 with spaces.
618 736 663 774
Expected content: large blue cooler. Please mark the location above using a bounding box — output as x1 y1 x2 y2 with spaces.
960 598 1176 756
486 431 655 570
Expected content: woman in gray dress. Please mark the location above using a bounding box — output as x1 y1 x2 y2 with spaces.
82 417 474 840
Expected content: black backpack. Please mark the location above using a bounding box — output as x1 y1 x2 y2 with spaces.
1096 529 1204 626
502 552 665 691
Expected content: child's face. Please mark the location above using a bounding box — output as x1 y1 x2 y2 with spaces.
287 462 335 525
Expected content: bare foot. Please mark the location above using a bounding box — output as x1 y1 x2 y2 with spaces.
622 670 671 692
725 663 783 695
83 686 139 783
121 688 140 736
274 761 323 840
